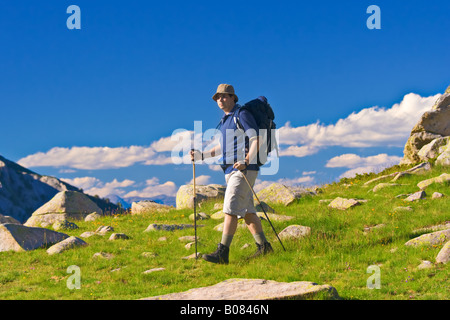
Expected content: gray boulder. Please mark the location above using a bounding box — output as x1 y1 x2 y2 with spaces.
176 184 226 209
405 229 450 247
436 241 450 264
46 236 87 255
0 223 69 252
131 200 174 214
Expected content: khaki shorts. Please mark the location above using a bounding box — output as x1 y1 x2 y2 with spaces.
222 170 258 219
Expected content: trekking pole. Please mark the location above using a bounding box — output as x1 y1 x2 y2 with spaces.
240 170 286 252
192 158 198 260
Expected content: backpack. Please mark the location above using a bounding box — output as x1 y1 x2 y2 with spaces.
233 96 279 166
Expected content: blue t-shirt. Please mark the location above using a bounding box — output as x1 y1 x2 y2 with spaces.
218 104 259 174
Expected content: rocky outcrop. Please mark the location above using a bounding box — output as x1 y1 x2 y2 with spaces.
25 191 103 227
131 200 174 214
0 213 21 225
176 184 226 209
142 278 340 300
0 155 117 223
0 223 69 252
400 86 450 165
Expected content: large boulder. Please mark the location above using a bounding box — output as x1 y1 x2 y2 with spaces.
25 191 103 227
401 86 450 165
256 183 315 206
131 200 174 214
417 173 450 190
176 184 226 209
142 278 340 300
405 229 450 247
0 223 69 252
0 213 21 225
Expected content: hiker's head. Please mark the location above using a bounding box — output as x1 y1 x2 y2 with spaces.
213 84 238 112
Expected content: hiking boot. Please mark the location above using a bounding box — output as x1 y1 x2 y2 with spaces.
248 242 273 260
202 243 229 264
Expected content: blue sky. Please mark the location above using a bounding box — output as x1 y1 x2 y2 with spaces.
1 1 449 204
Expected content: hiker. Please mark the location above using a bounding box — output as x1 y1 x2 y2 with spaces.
190 84 273 264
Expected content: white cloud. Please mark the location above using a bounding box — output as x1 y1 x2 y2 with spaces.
325 153 403 179
187 175 211 185
61 177 135 198
278 93 440 156
123 177 177 198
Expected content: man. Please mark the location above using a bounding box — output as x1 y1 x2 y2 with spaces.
190 84 273 264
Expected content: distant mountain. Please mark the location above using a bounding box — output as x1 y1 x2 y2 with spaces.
106 194 176 208
0 155 118 223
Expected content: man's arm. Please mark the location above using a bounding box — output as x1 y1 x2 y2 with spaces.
233 136 262 171
190 144 221 162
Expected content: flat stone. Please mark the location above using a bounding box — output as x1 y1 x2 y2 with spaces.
46 236 87 255
279 225 311 240
417 173 450 190
141 278 340 300
95 225 114 235
143 267 165 274
432 192 444 199
404 191 426 202
144 223 201 232
85 212 102 221
436 241 450 264
328 197 361 210
109 233 130 241
405 229 450 247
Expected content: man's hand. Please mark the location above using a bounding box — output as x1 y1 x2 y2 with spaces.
190 149 202 162
233 160 248 171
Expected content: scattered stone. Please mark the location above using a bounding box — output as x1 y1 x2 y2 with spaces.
391 172 411 182
85 212 102 222
405 229 450 247
213 203 223 210
189 212 210 221
404 191 426 202
417 137 450 162
109 233 130 241
141 252 158 258
158 236 167 241
256 183 315 206
417 260 434 270
96 225 114 235
372 183 401 192
0 223 69 252
363 224 386 234
185 242 196 250
394 206 413 212
255 201 275 213
131 200 174 214
435 241 450 264
181 252 202 260
211 210 225 220
328 197 362 210
46 236 87 255
178 235 198 243
432 192 444 199
279 225 311 240
256 212 294 222
79 231 96 238
52 220 78 231
141 278 340 300
417 173 450 190
143 267 165 274
144 223 201 232
241 243 251 250
93 252 114 260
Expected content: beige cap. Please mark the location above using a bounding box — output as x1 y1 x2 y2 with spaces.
212 84 238 102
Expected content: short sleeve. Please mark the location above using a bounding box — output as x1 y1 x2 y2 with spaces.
237 109 259 139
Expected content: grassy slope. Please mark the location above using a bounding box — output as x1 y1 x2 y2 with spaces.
0 164 448 300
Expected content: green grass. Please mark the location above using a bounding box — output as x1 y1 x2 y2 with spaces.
0 164 448 300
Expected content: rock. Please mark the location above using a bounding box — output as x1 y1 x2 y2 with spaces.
25 191 103 227
394 206 413 212
158 237 167 241
417 173 450 190
436 147 450 166
256 183 315 206
141 278 340 300
279 225 311 240
143 267 165 274
0 213 21 225
0 223 69 252
404 191 426 202
328 197 361 210
213 203 223 210
85 212 102 222
52 220 78 231
417 260 434 270
95 225 114 235
372 183 401 192
391 172 411 182
141 252 158 258
435 241 450 264
400 88 450 165
109 233 130 241
181 252 202 260
211 210 225 220
413 222 450 234
178 235 198 243
131 200 174 214
405 229 450 247
189 212 209 221
46 236 87 255
363 224 386 234
432 192 444 199
144 223 200 232
255 201 275 213
417 136 450 161
93 252 114 260
176 184 226 209
185 242 196 249
79 231 96 238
